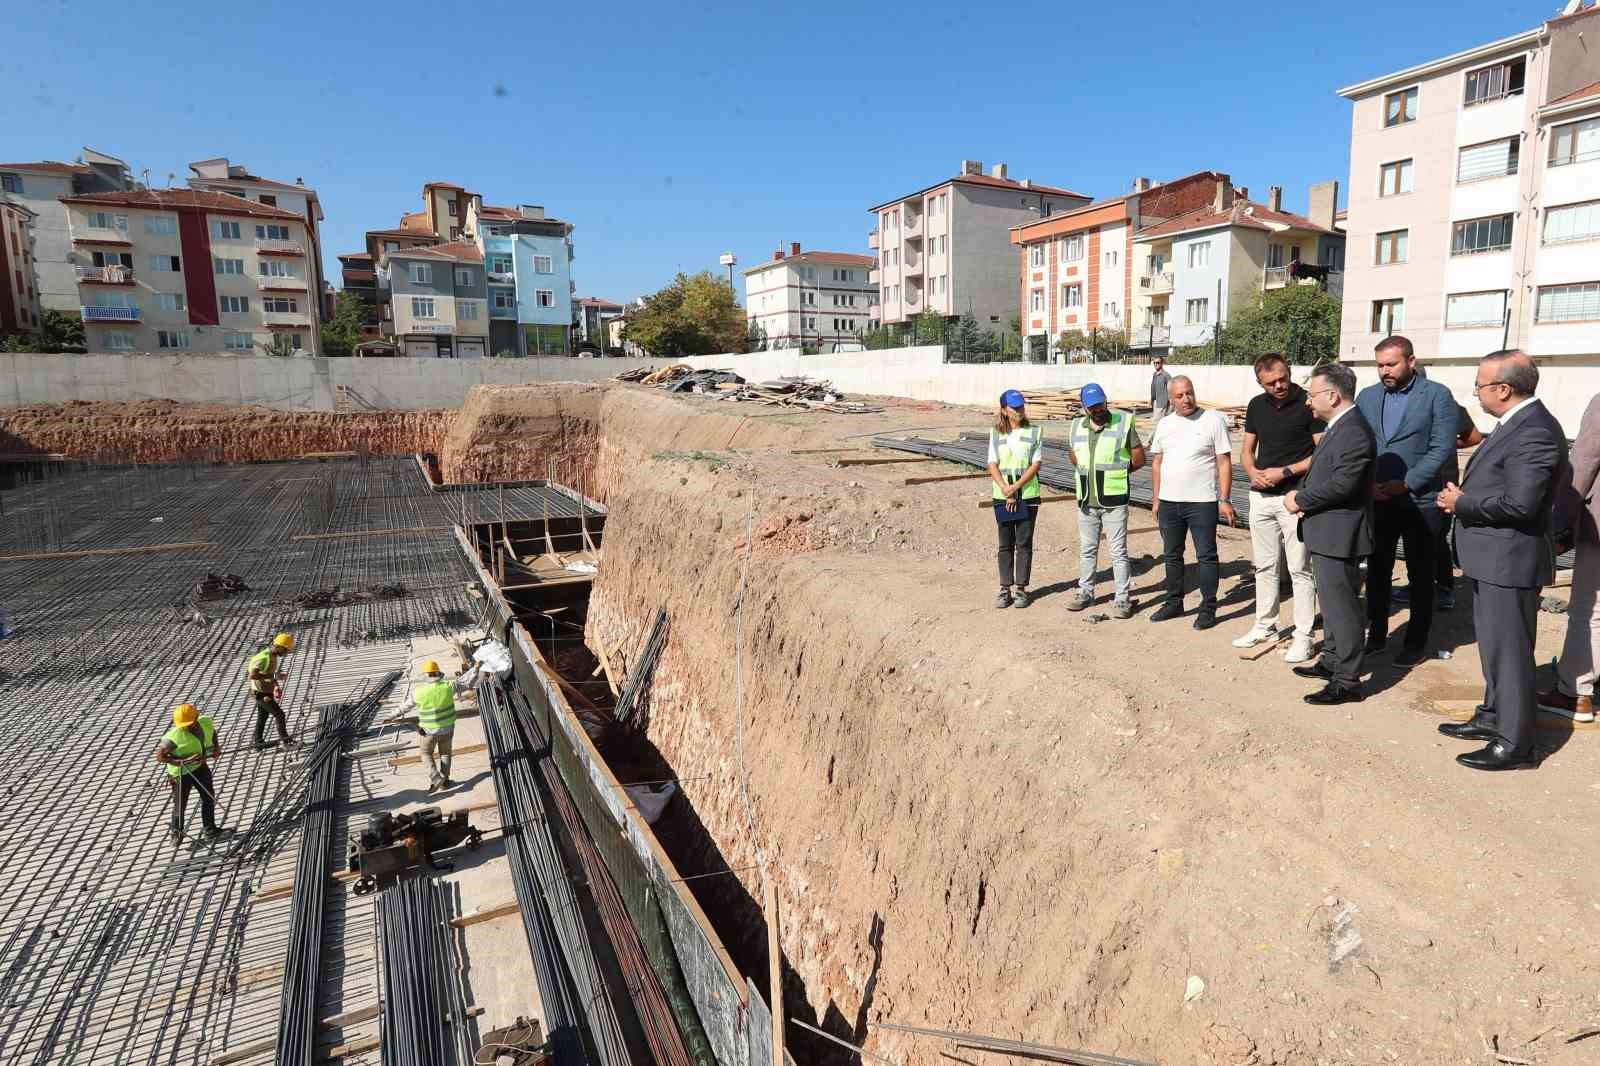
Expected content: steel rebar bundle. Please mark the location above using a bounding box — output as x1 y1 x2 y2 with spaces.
377 876 473 1066
612 608 668 729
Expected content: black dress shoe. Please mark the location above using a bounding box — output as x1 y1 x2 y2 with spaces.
1393 646 1428 668
1148 601 1184 622
1305 683 1363 705
1364 631 1388 654
1438 719 1498 741
1292 661 1334 681
1456 741 1537 771
1192 610 1217 631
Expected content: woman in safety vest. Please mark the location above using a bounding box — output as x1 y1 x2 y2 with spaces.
987 389 1044 608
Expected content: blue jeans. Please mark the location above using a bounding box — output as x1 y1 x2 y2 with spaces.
1157 501 1219 611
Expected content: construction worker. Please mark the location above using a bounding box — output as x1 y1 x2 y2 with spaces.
397 659 470 793
247 633 297 751
154 703 226 841
987 389 1043 609
1065 382 1145 617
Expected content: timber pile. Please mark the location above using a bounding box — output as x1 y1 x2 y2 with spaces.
717 377 883 414
1020 389 1153 421
612 366 655 382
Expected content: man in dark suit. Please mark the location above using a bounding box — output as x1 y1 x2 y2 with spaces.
1355 336 1459 666
1286 362 1376 705
1436 350 1568 770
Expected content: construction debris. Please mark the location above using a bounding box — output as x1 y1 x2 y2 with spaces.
287 582 409 609
718 376 884 414
192 572 251 600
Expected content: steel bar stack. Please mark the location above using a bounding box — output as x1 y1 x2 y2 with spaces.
612 607 668 730
276 671 399 1066
377 875 473 1066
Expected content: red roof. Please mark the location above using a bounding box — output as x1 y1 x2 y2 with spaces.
1547 80 1600 106
746 250 877 274
576 296 623 308
59 188 303 220
0 160 91 175
386 240 483 263
1136 199 1334 239
339 251 373 261
479 206 520 220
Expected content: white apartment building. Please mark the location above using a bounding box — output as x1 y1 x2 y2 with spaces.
61 189 321 355
0 149 134 312
870 160 1089 329
744 244 876 350
1337 0 1600 360
188 158 328 322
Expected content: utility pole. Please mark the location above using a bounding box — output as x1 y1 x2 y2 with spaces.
1214 277 1222 362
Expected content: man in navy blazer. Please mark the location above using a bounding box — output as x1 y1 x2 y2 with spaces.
1355 336 1458 666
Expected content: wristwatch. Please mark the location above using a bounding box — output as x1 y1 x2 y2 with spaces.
1280 466 1294 482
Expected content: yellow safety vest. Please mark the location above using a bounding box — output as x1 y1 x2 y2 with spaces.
413 680 456 733
246 649 278 694
163 717 216 778
991 426 1042 500
1069 411 1132 506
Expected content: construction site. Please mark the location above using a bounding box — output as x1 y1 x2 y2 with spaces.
1 379 1598 1066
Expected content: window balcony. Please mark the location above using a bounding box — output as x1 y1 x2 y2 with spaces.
255 240 305 256
903 249 924 275
902 210 923 238
867 229 879 250
486 270 515 283
1139 271 1175 293
868 267 881 284
262 310 311 327
77 265 136 285
1129 324 1170 347
1265 266 1289 288
81 304 140 322
73 228 132 247
489 302 517 319
255 274 307 291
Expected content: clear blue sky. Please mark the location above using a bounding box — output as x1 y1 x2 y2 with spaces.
2 0 1545 306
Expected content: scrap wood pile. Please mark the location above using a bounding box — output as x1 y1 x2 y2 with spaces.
284 582 408 609
716 376 883 414
1020 389 1153 421
615 363 747 393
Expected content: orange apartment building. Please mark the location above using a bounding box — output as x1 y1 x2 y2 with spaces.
1009 171 1230 356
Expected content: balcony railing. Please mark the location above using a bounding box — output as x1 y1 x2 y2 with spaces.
1129 324 1171 347
1265 266 1289 288
73 226 131 244
868 268 881 284
255 274 307 290
486 270 515 283
255 239 305 256
1139 272 1175 293
77 265 135 284
81 304 140 322
262 310 311 326
903 251 923 274
902 212 923 238
867 229 879 250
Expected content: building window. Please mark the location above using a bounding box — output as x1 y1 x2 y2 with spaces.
490 254 512 274
92 250 133 268
489 226 507 236
448 226 461 240
457 300 479 320
1029 246 1045 269
534 255 553 273
210 221 241 240
150 292 184 312
1463 57 1525 107
259 194 276 207
1104 301 1119 318
1549 117 1600 168
224 331 254 350
86 212 128 231
220 295 250 314
255 224 291 240
1445 290 1507 328
536 289 555 308
493 289 514 309
262 297 298 313
1457 137 1519 182
384 241 399 252
0 174 21 193
259 260 297 278
1379 159 1414 197
1029 288 1044 313
103 331 135 351
409 263 432 285
89 291 136 309
157 330 191 350
1187 241 1211 268
1371 298 1404 334
1185 297 1210 324
1267 244 1286 269
1451 213 1514 255
144 216 177 236
1543 200 1600 245
213 257 242 275
151 255 182 273
1375 229 1408 264
1105 249 1118 267
412 297 435 318
1536 282 1600 322
1061 283 1082 308
1060 235 1083 262
1384 87 1418 126
455 268 473 287
446 197 458 214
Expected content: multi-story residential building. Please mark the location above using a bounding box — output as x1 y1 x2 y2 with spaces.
0 149 133 313
1128 181 1345 352
744 243 876 350
870 160 1089 330
187 158 328 322
58 189 320 355
1336 0 1600 359
338 251 382 335
574 296 624 350
469 203 574 355
1010 171 1230 355
381 241 489 358
0 198 42 337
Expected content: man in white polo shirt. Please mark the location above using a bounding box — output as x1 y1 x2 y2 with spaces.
1149 375 1237 630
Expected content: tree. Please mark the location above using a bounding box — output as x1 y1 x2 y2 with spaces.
1055 329 1091 362
256 333 297 358
623 271 746 357
320 292 367 358
1 310 87 354
1170 284 1341 365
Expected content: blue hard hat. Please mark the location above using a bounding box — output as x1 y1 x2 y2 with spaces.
1080 383 1107 407
1000 389 1026 409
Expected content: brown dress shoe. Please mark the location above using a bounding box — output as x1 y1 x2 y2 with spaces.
1537 690 1596 723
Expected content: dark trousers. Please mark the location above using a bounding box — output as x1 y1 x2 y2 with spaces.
1367 497 1443 648
1313 553 1365 687
170 766 217 834
1471 579 1539 754
1157 501 1219 610
1435 517 1455 590
996 504 1039 587
253 691 289 745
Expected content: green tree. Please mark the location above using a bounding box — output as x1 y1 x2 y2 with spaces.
623 271 746 356
910 310 946 345
1170 284 1341 365
256 333 297 358
1055 329 1091 361
320 291 366 358
0 310 86 354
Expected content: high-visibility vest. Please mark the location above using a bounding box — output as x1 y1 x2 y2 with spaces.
413 680 456 733
991 426 1042 500
1070 411 1132 506
246 649 278 694
163 717 216 778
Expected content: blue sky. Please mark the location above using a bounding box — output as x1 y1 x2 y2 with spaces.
2 0 1546 306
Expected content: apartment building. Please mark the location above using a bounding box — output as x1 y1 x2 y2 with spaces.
745 243 876 350
382 242 489 358
1337 0 1600 359
0 198 41 336
60 189 320 355
870 160 1089 329
574 296 624 350
1129 181 1345 352
0 149 133 313
470 203 574 356
188 158 328 321
1009 171 1229 355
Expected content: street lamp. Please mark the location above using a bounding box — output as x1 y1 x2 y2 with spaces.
719 252 737 291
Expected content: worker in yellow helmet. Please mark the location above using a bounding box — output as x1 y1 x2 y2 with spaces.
395 658 470 794
246 633 298 752
155 703 227 841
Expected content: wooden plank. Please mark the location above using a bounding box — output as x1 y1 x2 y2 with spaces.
788 447 863 454
973 495 1076 509
321 1036 380 1060
904 471 989 486
387 742 486 767
539 662 603 712
0 540 216 563
319 1004 382 1028
208 1036 276 1066
833 456 940 467
254 870 359 900
449 899 520 928
766 877 785 1066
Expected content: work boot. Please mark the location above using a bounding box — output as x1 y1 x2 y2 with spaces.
1112 599 1135 620
203 826 230 841
994 589 1012 609
1011 587 1031 609
1065 589 1092 612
